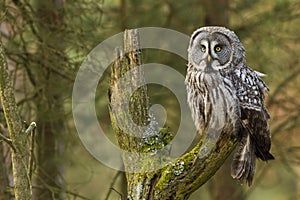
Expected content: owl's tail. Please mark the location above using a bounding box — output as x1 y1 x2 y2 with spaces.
231 134 256 186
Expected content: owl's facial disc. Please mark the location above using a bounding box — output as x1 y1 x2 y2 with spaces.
189 31 233 72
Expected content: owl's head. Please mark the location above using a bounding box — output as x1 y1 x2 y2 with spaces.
188 26 245 72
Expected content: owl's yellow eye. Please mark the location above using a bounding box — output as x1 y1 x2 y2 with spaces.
201 45 206 52
215 46 222 52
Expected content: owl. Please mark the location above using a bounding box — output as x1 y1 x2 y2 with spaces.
185 26 274 186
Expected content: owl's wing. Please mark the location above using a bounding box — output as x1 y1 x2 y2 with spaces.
233 65 274 161
240 108 274 161
231 66 274 186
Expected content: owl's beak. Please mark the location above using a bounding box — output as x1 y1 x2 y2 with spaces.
207 55 211 62
204 54 213 72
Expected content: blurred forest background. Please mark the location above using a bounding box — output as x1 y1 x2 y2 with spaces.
0 0 300 199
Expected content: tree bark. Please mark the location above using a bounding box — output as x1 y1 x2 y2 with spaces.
108 29 239 200
0 37 32 199
0 137 11 199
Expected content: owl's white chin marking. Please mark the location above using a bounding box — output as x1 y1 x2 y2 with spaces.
211 61 230 71
194 60 229 72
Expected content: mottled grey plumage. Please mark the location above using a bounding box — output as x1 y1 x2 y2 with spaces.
185 26 274 186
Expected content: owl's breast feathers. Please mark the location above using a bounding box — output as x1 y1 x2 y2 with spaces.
185 67 240 134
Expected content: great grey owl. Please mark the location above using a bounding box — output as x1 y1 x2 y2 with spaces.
185 26 274 186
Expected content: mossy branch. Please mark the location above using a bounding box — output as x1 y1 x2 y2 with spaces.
0 38 32 199
108 29 238 200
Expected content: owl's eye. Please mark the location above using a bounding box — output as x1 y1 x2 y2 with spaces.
201 45 206 52
215 46 222 52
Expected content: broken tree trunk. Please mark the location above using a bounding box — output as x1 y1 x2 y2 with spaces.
108 29 238 200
